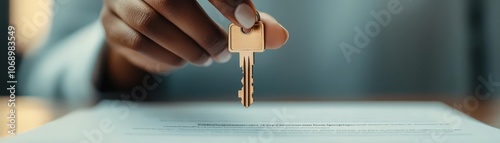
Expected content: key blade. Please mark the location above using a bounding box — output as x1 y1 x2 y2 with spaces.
239 52 254 108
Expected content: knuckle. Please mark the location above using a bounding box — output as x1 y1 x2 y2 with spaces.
103 21 124 45
202 33 227 55
128 34 145 51
99 13 107 24
133 9 159 33
100 10 114 27
104 29 119 44
157 0 183 18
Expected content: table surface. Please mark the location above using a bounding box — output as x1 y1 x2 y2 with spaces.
1 95 499 137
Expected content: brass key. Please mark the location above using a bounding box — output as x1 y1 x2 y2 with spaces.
228 17 264 108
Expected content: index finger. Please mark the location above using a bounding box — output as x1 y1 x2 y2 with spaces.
209 0 257 29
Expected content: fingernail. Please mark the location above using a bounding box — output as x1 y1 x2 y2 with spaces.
235 3 255 29
214 49 232 63
281 24 290 45
201 58 213 67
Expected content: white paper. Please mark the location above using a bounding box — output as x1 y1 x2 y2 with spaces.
3 101 500 143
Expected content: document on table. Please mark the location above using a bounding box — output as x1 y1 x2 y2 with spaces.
3 101 500 143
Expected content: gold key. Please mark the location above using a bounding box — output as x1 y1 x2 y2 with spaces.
228 14 264 108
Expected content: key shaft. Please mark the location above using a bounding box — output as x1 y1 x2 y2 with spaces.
239 52 254 108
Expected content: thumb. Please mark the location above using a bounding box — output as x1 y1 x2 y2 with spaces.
209 0 257 29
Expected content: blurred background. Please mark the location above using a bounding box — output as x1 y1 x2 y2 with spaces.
1 0 9 96
1 0 499 101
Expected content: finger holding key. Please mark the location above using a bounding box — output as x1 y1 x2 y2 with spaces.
209 0 258 29
209 0 289 49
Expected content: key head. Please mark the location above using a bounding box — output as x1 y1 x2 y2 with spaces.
228 21 265 53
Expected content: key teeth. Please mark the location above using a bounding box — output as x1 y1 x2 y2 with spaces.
238 89 253 107
237 53 255 108
238 90 244 104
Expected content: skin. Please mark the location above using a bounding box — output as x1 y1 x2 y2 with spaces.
100 0 289 90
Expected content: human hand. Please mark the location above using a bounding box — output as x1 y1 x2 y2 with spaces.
99 0 288 89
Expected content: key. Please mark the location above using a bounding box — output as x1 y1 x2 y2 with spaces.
228 17 265 108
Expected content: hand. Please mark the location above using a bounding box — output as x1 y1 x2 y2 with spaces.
99 0 288 89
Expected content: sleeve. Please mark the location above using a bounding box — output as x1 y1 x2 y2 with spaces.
19 20 106 109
